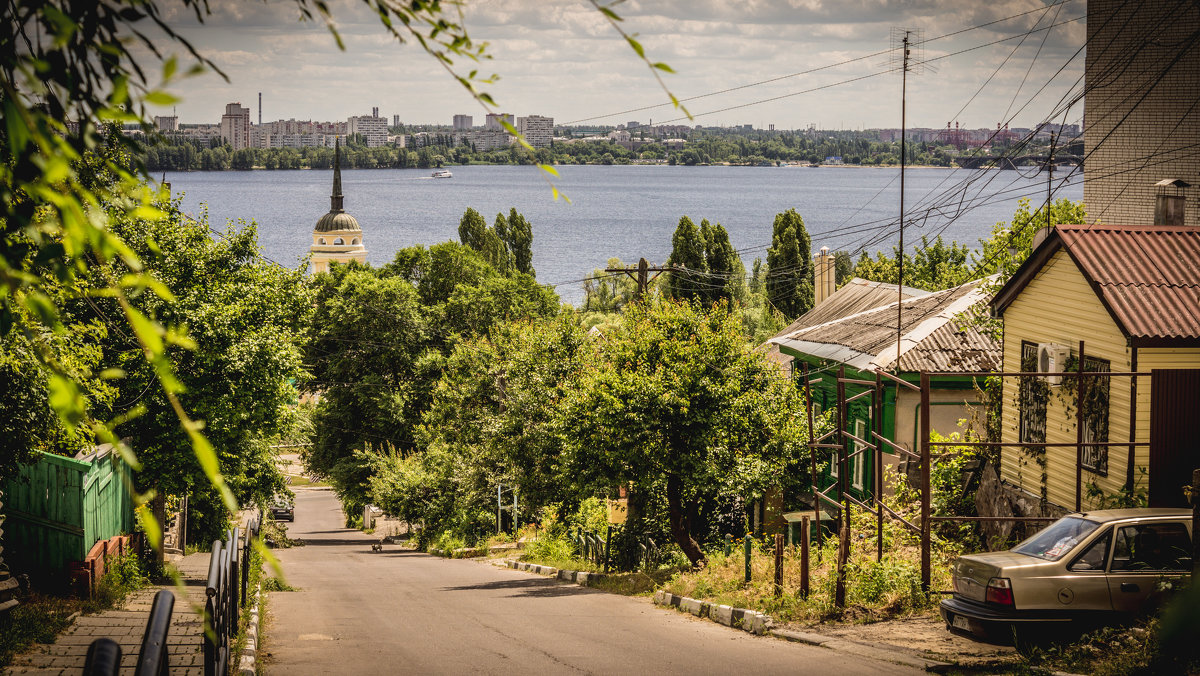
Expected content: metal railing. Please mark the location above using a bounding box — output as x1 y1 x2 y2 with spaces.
205 512 262 676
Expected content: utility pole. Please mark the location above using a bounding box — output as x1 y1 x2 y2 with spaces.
1046 130 1057 231
605 257 669 300
889 28 924 372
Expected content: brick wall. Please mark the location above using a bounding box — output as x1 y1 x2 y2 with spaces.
1084 0 1200 226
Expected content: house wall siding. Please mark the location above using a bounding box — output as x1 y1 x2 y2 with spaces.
1000 249 1133 509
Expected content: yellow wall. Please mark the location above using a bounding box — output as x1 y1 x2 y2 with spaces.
999 249 1134 510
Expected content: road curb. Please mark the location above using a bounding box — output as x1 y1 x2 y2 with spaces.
651 590 772 635
502 559 608 588
770 628 952 672
237 585 262 676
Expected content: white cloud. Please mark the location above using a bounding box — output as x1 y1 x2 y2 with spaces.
150 0 1084 130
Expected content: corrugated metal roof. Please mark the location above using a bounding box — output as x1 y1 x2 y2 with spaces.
770 281 998 372
1057 225 1200 340
774 278 929 337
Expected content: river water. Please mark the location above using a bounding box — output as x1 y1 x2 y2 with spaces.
165 164 1082 304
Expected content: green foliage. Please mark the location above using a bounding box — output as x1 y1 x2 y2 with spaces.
765 209 814 320
852 235 972 291
832 250 854 287
562 300 810 566
845 556 924 609
665 216 708 303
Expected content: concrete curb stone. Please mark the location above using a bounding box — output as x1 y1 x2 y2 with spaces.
651 593 771 635
237 586 262 676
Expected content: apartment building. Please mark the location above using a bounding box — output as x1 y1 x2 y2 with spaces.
220 103 252 150
516 115 554 148
347 107 388 147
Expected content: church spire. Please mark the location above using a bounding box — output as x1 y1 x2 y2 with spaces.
330 138 344 213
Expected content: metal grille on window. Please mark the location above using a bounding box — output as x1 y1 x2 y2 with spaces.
1019 341 1047 449
1081 356 1111 475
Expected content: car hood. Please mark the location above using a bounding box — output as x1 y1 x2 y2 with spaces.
953 551 1053 603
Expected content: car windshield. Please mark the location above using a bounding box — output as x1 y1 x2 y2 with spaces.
1013 516 1101 561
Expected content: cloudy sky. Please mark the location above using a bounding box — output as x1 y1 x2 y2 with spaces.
151 0 1087 130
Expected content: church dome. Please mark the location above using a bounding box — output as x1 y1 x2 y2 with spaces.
312 138 361 234
315 210 360 233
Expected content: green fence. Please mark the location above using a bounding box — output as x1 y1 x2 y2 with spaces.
2 449 135 574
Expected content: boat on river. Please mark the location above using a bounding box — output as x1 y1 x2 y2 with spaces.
431 169 453 179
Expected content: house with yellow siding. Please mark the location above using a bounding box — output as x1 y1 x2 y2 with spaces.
990 224 1200 513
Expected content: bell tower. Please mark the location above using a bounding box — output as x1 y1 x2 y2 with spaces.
310 139 366 274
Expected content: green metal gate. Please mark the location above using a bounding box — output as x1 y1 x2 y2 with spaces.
2 448 135 574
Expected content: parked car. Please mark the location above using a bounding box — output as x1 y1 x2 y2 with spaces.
940 509 1193 640
270 497 295 522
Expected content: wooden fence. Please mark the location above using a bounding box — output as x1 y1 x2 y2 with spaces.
2 448 135 578
0 491 16 614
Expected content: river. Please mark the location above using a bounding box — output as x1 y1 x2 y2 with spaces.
165 164 1083 304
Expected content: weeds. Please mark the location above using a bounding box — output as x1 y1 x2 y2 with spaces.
0 595 78 668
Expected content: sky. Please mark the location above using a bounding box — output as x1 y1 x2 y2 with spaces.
148 0 1088 131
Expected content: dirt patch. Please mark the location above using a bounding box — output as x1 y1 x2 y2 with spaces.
784 610 1021 669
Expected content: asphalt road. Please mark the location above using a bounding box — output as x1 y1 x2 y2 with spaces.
265 488 917 675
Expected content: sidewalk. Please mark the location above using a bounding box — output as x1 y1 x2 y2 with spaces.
6 553 211 676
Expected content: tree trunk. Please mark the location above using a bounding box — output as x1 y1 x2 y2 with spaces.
666 474 707 568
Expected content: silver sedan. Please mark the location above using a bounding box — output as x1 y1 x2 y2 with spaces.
940 508 1193 640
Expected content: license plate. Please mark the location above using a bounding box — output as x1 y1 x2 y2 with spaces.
951 614 972 631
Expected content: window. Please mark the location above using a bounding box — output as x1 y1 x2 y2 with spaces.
352 238 359 245
852 419 866 489
1080 356 1111 475
1019 341 1047 451
319 238 326 245
1067 528 1111 571
1013 516 1101 561
333 237 345 245
1110 522 1192 572
830 447 838 478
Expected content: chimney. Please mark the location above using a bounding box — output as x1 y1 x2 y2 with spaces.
258 92 262 125
813 246 836 305
1154 179 1189 226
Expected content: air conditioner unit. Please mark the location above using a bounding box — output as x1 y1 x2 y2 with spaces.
1037 343 1071 385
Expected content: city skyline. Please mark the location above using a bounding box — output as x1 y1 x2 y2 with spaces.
144 0 1087 132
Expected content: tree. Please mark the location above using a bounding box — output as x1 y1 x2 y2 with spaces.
562 301 808 567
700 219 741 306
833 250 853 287
665 216 707 303
765 209 814 319
503 209 536 277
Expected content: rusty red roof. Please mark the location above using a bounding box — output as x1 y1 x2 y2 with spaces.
992 224 1200 343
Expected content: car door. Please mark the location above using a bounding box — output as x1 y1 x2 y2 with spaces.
1106 520 1193 613
1060 527 1114 611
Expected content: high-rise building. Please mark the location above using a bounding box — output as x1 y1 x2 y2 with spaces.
154 116 179 132
1084 0 1200 226
393 114 400 127
220 103 251 150
453 114 473 131
484 113 514 131
516 115 554 148
347 109 388 147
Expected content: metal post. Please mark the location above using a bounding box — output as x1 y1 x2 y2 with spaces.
875 371 884 563
920 371 931 593
774 533 784 597
744 532 752 583
1192 469 1200 585
835 366 848 608
724 533 731 557
800 516 810 598
497 485 502 536
1075 340 1086 512
803 362 821 552
603 525 613 573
